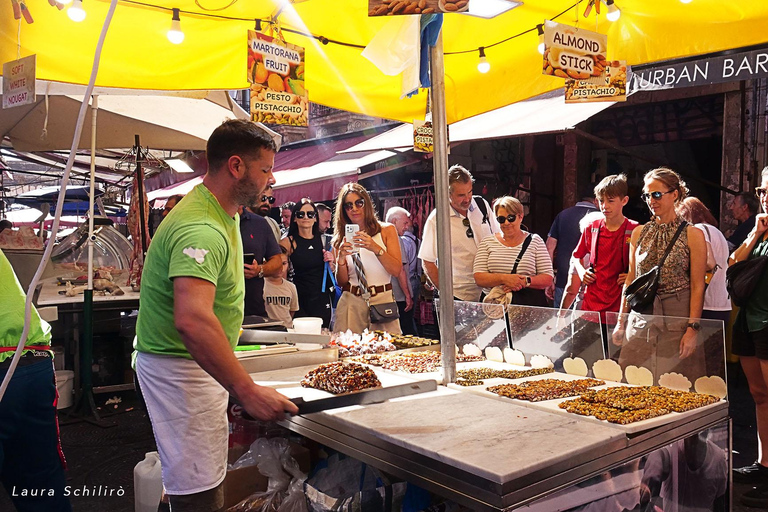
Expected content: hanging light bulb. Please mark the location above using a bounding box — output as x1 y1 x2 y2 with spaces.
605 0 621 21
167 8 185 44
679 0 692 3
477 47 490 74
67 0 86 22
56 0 73 5
536 24 546 55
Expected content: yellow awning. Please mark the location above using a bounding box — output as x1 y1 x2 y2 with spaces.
2 1 767 124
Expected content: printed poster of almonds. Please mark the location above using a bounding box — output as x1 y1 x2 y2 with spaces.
368 0 467 16
565 61 628 103
542 20 608 81
247 30 308 127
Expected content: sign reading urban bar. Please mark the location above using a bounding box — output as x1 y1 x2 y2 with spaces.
631 45 768 92
2 55 36 109
368 0 454 16
248 31 308 127
565 60 627 103
542 21 607 80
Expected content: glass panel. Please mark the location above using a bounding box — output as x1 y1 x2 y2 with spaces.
435 299 509 352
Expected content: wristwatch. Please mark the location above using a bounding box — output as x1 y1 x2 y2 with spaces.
257 267 264 279
687 321 701 331
525 276 532 288
376 247 385 257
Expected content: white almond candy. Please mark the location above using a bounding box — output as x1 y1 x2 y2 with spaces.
658 372 692 392
530 354 554 369
625 365 654 386
694 376 727 399
592 359 623 383
485 346 504 362
563 357 588 377
504 348 526 367
462 344 482 358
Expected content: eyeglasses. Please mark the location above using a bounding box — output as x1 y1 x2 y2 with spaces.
641 190 675 202
462 217 474 238
261 195 276 204
496 214 517 224
756 187 767 197
295 210 316 219
343 199 365 211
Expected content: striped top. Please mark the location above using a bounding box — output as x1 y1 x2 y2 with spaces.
473 233 554 281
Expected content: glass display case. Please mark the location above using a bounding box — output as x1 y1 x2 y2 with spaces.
50 217 133 278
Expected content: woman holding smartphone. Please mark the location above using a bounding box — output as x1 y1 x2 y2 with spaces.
280 199 334 328
332 183 403 334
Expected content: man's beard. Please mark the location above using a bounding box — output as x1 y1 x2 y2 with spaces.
234 174 264 207
257 205 271 216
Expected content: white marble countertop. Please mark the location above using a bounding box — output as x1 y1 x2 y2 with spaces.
35 277 139 307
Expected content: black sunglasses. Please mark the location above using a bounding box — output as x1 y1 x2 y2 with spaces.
641 190 674 202
756 187 767 197
295 210 316 219
343 199 366 211
462 217 473 238
261 195 276 204
496 214 517 224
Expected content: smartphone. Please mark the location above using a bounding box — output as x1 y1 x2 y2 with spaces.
345 224 359 253
244 253 255 265
322 233 333 252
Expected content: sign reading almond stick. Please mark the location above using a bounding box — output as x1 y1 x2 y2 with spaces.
367 0 465 16
247 31 308 127
542 20 607 80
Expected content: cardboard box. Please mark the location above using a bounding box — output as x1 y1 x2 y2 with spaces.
223 442 310 510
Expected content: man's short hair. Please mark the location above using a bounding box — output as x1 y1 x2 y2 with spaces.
206 119 277 172
281 201 296 211
594 174 628 201
316 203 331 214
385 206 410 223
448 165 474 190
737 191 759 216
279 245 288 255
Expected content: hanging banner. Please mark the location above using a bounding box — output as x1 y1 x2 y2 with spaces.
565 60 627 103
248 31 307 127
367 0 456 16
2 55 36 109
542 20 607 80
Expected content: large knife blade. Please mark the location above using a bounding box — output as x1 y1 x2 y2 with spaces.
290 380 437 415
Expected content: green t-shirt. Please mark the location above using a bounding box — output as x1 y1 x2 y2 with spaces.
134 184 245 358
0 249 52 364
743 233 768 332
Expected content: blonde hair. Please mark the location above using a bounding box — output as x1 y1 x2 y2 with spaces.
643 167 688 204
493 196 523 217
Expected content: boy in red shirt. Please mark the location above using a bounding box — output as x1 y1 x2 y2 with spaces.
570 174 639 321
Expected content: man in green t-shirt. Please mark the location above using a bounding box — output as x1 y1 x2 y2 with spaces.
0 249 72 511
134 120 297 512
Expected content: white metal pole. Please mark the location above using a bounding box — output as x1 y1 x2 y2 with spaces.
429 32 457 384
87 95 98 291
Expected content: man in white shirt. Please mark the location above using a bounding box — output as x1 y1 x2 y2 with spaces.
418 165 499 302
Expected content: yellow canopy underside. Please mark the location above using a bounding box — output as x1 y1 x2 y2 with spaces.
2 1 767 124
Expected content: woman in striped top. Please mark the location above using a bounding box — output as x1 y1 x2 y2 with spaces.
473 196 554 302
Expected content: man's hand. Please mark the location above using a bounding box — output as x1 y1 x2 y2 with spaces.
545 283 555 300
581 267 596 285
240 385 299 422
679 329 698 359
405 294 413 312
617 273 628 286
611 325 625 346
244 262 260 279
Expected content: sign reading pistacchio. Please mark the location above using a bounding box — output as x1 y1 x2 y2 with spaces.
542 20 607 80
247 31 308 127
367 0 465 16
565 60 627 103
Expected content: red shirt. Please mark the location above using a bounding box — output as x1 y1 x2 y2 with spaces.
572 217 639 315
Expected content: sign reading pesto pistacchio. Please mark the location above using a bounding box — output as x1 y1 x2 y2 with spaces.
542 21 607 81
248 31 308 127
367 0 462 16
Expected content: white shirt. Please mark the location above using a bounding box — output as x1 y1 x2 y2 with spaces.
696 223 731 311
346 232 391 288
419 197 500 301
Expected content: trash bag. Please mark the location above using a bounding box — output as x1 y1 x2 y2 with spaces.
304 454 406 512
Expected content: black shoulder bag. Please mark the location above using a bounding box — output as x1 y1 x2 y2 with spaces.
350 253 400 324
624 221 687 312
510 234 548 307
727 232 768 307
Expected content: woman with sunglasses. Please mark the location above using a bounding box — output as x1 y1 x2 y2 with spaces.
331 183 403 334
279 199 334 328
473 196 553 306
612 168 706 379
729 167 768 496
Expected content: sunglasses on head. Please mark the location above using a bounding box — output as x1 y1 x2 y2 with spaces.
343 198 366 211
261 195 276 204
496 214 517 224
462 217 474 238
640 190 675 202
295 210 316 219
756 187 768 197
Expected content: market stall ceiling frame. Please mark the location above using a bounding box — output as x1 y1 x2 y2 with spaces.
1 1 767 124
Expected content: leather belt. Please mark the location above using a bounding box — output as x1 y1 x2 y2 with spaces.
342 283 392 297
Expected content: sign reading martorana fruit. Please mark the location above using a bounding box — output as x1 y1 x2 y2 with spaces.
565 61 628 103
542 21 607 80
248 31 307 127
2 55 36 109
368 0 461 16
